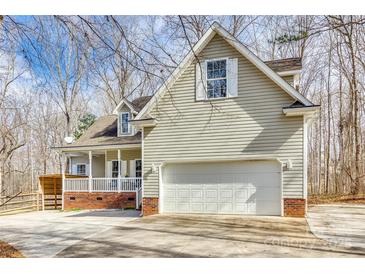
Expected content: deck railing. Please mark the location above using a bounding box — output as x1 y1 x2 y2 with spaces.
64 177 142 192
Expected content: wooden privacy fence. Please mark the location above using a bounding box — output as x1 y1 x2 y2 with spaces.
0 193 41 215
39 174 87 210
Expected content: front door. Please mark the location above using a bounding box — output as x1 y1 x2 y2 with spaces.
112 161 119 178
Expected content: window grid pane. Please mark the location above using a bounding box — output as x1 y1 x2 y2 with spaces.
136 160 142 177
207 60 226 79
77 164 86 175
207 79 227 98
206 59 227 98
121 113 130 134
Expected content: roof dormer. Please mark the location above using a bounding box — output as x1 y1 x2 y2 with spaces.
112 96 152 136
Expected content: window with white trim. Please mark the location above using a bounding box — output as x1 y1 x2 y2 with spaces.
135 159 142 177
76 164 86 176
206 59 227 98
120 112 130 134
112 160 119 178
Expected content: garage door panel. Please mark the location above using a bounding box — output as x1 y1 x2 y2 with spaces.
164 189 176 199
219 202 233 213
176 189 190 198
235 203 248 213
176 202 190 212
205 189 218 200
162 161 281 215
191 189 203 199
219 189 233 200
191 203 204 212
205 202 218 213
163 202 176 212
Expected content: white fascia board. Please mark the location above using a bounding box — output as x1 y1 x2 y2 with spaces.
283 106 320 116
113 98 138 115
277 70 302 77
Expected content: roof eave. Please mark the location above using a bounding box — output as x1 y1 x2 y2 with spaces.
130 118 156 129
112 98 138 115
282 105 320 116
53 142 142 152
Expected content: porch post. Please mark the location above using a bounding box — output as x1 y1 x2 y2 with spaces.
88 151 92 192
117 149 121 192
61 155 66 210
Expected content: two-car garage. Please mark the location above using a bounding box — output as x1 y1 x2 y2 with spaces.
161 160 282 216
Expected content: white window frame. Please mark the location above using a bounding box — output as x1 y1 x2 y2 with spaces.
111 160 120 178
119 112 131 135
205 57 229 100
76 163 86 176
135 159 142 178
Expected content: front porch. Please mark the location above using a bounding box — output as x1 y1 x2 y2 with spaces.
62 147 143 210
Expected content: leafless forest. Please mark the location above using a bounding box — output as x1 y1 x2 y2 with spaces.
0 15 364 197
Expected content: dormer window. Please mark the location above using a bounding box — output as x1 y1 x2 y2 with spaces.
120 112 130 135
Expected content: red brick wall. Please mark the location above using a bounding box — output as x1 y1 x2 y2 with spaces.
64 192 136 210
142 197 159 216
284 198 306 217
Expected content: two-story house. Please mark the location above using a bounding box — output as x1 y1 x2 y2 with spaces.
57 22 319 217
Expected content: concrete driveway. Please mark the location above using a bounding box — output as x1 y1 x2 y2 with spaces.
0 209 140 258
57 213 365 258
1 207 364 258
307 204 365 249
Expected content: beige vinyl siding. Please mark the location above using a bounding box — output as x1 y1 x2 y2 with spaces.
106 149 141 176
70 155 105 177
106 149 141 161
143 34 303 199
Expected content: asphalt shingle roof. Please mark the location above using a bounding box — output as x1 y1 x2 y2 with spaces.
264 57 302 73
62 115 141 148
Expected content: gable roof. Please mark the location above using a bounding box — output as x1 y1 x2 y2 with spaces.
113 95 152 115
136 22 314 120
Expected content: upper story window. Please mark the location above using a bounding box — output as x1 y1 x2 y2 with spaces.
120 112 130 135
206 59 227 99
196 57 237 101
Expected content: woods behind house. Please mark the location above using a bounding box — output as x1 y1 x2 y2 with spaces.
0 16 364 197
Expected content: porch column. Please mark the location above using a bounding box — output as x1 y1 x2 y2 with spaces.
88 151 92 192
61 155 66 210
117 149 121 192
68 156 72 174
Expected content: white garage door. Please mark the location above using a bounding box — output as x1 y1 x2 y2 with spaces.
161 160 282 215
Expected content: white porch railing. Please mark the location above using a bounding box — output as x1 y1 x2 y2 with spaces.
64 177 142 192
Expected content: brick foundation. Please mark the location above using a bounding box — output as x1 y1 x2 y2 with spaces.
142 197 159 216
284 198 306 217
64 192 136 210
